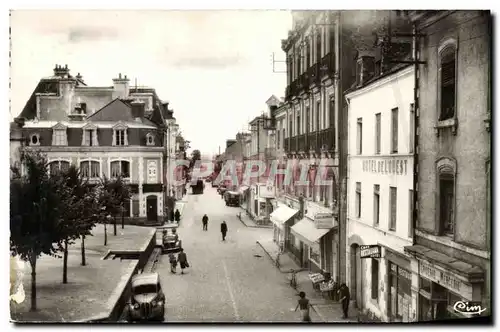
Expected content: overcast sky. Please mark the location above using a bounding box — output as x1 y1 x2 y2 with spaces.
10 10 291 156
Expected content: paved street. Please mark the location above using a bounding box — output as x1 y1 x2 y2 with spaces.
157 185 321 322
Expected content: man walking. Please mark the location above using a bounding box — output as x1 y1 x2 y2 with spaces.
177 248 189 274
220 221 228 241
338 283 350 319
202 214 208 231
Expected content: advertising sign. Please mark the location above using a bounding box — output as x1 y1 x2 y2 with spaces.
259 184 275 198
360 245 382 258
314 213 334 229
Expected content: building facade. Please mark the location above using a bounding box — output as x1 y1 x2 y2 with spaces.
346 65 415 322
403 10 491 321
15 65 181 224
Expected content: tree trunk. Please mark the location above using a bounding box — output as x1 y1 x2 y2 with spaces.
121 208 125 229
113 216 117 236
81 235 86 266
63 240 68 284
104 223 108 246
29 253 37 311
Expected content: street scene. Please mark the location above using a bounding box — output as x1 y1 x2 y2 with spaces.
9 9 492 324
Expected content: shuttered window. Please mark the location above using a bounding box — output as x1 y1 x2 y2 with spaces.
356 182 362 218
439 47 456 121
375 113 381 154
374 184 380 226
391 108 398 153
390 187 397 231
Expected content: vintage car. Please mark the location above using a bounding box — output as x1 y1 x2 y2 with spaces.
157 225 182 254
224 191 240 207
127 272 165 322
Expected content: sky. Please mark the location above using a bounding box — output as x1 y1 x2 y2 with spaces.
10 10 291 157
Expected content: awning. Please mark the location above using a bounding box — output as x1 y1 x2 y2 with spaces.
270 205 299 228
291 218 330 246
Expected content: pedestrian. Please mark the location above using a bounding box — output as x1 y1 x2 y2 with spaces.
220 221 228 241
202 214 208 231
175 209 181 222
168 252 177 273
294 291 311 322
338 283 350 319
169 210 175 223
177 248 189 274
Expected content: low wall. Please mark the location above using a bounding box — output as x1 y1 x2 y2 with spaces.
84 229 156 322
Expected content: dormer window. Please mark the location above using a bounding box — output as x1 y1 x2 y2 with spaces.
52 122 68 146
146 133 155 146
112 122 129 146
30 133 40 146
81 122 98 147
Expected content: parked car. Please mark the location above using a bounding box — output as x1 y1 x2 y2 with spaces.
224 191 240 207
158 225 182 254
127 272 165 322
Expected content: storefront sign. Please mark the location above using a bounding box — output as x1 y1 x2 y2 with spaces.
362 158 409 176
360 245 381 258
314 213 334 229
419 261 472 299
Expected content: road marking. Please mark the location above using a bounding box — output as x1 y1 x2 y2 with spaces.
222 260 240 321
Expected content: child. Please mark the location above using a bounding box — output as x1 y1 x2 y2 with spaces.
295 291 311 322
168 253 177 273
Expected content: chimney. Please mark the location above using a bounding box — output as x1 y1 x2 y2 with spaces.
131 99 145 120
53 64 70 78
112 73 130 99
356 52 376 87
14 117 25 128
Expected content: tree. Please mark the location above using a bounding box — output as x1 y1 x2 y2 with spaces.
96 177 118 245
59 165 98 276
112 176 132 229
10 151 68 311
189 149 201 169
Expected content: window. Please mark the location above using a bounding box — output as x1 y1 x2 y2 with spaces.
356 118 363 155
371 259 379 300
440 173 454 235
306 107 310 133
297 114 301 135
277 130 280 149
306 40 311 68
316 101 320 132
323 100 327 130
409 104 415 153
391 108 398 153
110 160 130 178
390 187 397 231
355 182 361 218
374 184 380 226
114 129 126 146
439 45 456 121
310 246 320 263
282 128 285 147
289 120 293 137
297 53 301 76
49 160 70 176
52 129 67 146
375 113 381 154
30 133 40 146
330 98 335 148
316 32 322 63
83 129 98 146
80 160 100 178
409 190 414 238
146 133 155 146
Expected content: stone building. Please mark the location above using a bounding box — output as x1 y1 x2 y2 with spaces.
15 65 182 225
403 10 491 321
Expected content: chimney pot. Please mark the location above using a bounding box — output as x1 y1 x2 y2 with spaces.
65 64 68 69
124 75 127 79
119 73 122 79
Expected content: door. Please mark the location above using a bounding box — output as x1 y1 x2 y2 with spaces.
147 195 158 222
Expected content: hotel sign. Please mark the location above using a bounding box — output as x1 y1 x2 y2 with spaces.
360 245 382 258
419 261 473 300
362 158 409 176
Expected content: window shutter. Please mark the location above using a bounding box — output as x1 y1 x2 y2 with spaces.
124 129 128 145
93 129 99 146
371 259 379 299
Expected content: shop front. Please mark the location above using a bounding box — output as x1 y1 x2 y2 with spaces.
270 204 299 245
405 245 485 322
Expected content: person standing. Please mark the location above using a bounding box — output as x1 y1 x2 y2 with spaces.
168 253 177 274
175 209 181 222
202 214 208 231
177 249 189 274
220 221 228 241
338 283 350 319
294 291 312 322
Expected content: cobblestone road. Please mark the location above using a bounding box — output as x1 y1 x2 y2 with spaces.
158 186 321 322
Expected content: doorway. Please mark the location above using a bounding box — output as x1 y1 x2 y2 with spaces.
350 243 363 308
146 195 158 222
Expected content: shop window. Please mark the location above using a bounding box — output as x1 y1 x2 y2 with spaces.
389 263 412 322
439 42 457 121
355 182 361 218
371 259 379 300
373 184 380 226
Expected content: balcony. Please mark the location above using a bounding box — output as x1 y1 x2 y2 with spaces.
307 132 317 151
320 52 335 78
317 128 335 152
284 137 296 153
297 134 306 152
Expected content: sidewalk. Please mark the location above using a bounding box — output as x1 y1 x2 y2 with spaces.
238 208 273 229
256 238 360 322
10 224 155 322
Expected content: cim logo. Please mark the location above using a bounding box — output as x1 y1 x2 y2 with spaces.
453 301 487 316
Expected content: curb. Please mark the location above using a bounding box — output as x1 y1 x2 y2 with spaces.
238 211 273 229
